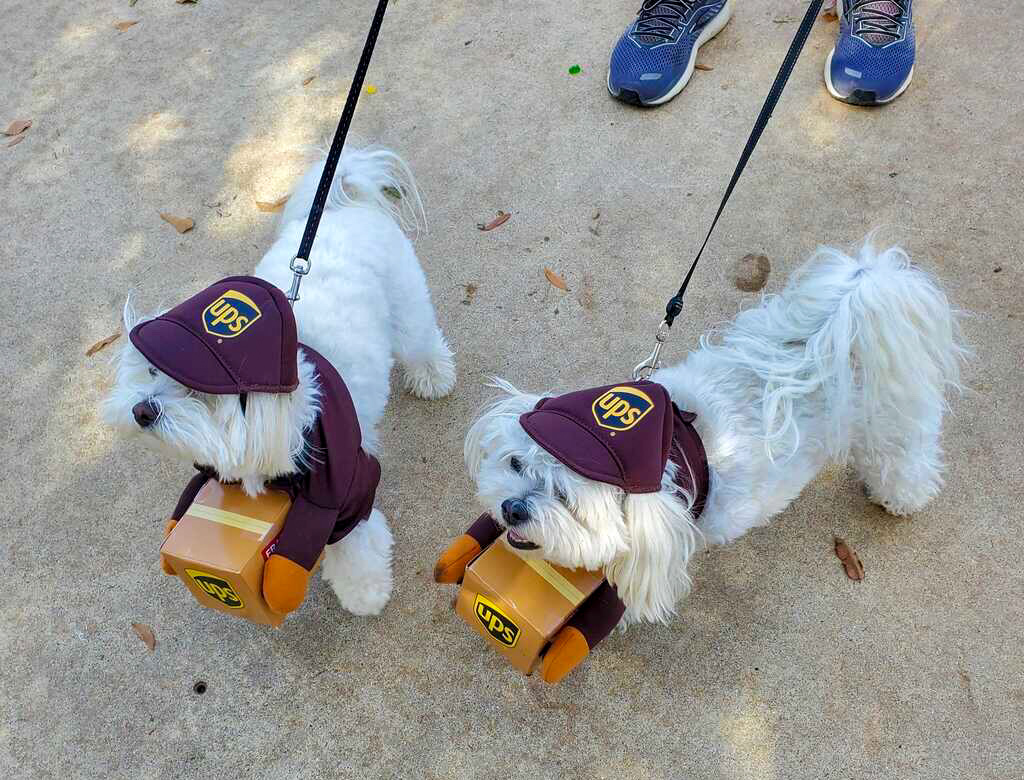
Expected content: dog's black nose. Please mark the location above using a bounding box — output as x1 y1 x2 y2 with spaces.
501 499 530 527
132 400 160 428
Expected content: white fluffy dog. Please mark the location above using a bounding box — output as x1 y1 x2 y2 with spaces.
465 242 965 625
104 147 455 615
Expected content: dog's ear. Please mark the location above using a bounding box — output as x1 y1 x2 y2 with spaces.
605 490 697 624
122 296 140 332
463 379 537 478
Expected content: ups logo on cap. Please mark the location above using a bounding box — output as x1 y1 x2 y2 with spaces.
474 594 520 648
592 386 654 431
202 290 262 338
185 568 244 609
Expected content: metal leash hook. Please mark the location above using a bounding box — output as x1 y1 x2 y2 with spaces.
632 319 671 381
286 256 311 304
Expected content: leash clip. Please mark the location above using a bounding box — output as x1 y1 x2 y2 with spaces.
632 319 671 381
286 256 311 303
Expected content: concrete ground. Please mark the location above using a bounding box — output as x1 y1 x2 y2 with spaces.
2 0 1021 777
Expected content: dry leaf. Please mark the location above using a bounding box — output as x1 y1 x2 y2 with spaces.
477 211 510 231
114 20 138 30
302 75 316 87
3 119 31 136
6 134 25 148
86 331 121 357
159 213 194 233
255 195 288 213
544 268 569 292
462 283 478 305
131 622 156 651
834 537 864 581
733 253 771 292
176 0 198 4
695 63 714 71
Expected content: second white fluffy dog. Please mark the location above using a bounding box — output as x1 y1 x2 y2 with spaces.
105 148 455 617
465 242 965 626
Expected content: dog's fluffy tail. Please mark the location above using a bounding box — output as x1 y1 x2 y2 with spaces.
279 146 425 234
709 239 967 461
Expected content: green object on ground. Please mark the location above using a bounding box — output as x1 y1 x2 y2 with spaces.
568 65 581 75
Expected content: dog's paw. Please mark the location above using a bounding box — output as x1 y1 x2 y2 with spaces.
862 481 931 517
404 347 456 400
335 575 393 616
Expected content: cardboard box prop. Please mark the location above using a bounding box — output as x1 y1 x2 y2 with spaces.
160 479 309 626
456 541 605 674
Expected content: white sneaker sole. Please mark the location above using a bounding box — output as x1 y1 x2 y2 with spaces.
608 0 734 106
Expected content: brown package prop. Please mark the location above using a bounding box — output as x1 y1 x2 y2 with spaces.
160 479 315 626
456 541 604 674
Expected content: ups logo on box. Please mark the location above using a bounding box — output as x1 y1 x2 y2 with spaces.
202 290 262 338
186 568 244 609
592 385 654 431
474 594 520 648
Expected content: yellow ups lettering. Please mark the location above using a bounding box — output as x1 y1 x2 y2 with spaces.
601 398 631 420
185 569 244 609
591 386 656 432
202 290 262 338
473 594 520 648
211 305 239 327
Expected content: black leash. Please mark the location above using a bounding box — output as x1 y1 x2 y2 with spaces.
634 0 824 379
286 0 391 303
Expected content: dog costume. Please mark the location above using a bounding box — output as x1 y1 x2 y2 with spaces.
133 276 380 615
436 380 708 682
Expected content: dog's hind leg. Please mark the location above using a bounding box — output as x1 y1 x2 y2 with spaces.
387 244 456 400
322 509 394 616
852 403 946 517
812 243 966 517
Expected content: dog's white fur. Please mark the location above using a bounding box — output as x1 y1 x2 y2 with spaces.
465 241 966 625
104 147 456 616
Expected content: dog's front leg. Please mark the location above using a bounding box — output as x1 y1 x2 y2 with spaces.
322 509 394 616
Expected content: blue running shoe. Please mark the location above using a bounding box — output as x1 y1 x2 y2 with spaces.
608 0 733 106
825 0 915 105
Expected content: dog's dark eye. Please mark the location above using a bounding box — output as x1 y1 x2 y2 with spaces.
509 456 523 474
148 367 158 378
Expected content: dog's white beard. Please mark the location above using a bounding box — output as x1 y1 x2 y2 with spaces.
103 316 321 496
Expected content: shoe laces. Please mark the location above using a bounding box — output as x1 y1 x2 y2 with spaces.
848 0 909 45
634 0 699 42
